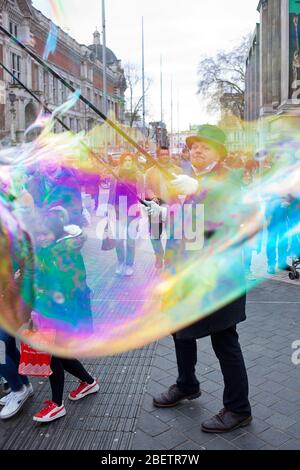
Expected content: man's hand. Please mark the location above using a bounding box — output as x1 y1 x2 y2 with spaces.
143 200 167 220
171 174 199 196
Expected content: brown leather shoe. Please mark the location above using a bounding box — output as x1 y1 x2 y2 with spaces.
201 408 252 433
153 384 201 408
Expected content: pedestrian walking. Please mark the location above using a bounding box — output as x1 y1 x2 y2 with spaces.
108 153 144 277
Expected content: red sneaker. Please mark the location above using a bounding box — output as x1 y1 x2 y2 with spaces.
33 401 66 423
68 379 99 401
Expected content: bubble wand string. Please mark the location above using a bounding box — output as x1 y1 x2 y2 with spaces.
0 24 173 182
0 60 148 206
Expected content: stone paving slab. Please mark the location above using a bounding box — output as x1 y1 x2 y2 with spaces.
2 209 300 450
0 344 156 450
0 218 158 450
133 279 300 450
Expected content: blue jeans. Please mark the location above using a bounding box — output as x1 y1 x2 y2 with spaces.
243 246 253 273
266 205 289 269
149 215 181 264
115 216 138 267
0 330 29 392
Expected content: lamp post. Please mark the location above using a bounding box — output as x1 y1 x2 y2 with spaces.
8 90 17 144
102 0 108 159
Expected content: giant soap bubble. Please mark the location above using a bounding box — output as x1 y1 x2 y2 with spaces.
1 98 300 357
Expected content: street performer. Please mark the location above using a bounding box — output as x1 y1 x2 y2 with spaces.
148 125 252 433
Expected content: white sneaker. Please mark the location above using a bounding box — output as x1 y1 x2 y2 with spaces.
124 266 134 277
0 383 33 406
0 382 34 407
0 393 11 406
0 385 29 420
115 263 124 276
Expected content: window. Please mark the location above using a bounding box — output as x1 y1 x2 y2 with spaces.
69 117 74 130
76 119 81 133
43 71 49 97
75 85 80 110
53 76 58 103
61 80 66 103
11 53 21 83
34 64 40 91
9 22 18 37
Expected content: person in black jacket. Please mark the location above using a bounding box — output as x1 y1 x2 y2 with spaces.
150 125 252 433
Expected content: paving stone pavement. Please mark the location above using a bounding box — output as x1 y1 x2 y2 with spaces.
0 218 158 450
1 207 300 450
132 279 300 450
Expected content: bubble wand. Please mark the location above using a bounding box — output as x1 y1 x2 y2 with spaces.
0 24 173 181
0 60 149 206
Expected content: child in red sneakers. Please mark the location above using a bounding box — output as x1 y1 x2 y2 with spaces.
33 358 99 423
32 213 99 423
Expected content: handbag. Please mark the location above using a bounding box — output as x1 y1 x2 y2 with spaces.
101 221 116 251
18 322 56 377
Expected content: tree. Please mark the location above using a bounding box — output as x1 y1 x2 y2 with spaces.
124 62 152 128
197 35 251 120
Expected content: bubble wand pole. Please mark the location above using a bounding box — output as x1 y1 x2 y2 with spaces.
0 24 172 180
0 61 148 205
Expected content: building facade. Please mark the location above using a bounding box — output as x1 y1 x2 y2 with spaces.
245 0 300 146
168 126 202 153
0 0 126 145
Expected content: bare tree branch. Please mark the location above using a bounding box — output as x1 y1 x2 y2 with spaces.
124 62 153 128
197 35 251 119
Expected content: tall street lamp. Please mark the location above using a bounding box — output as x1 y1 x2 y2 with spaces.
8 90 17 144
102 0 108 158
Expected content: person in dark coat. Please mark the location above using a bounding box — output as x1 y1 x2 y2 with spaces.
151 125 252 433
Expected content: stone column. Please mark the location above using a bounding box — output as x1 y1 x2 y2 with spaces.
281 0 290 105
16 97 25 143
266 0 273 106
255 24 261 120
0 42 5 136
251 48 256 120
259 0 269 114
245 58 249 121
271 0 281 107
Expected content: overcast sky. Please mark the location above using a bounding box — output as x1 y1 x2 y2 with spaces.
33 0 259 131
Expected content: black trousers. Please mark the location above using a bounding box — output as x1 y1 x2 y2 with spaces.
173 326 251 416
50 357 94 406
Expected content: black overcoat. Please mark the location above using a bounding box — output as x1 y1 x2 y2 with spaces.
175 166 247 340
